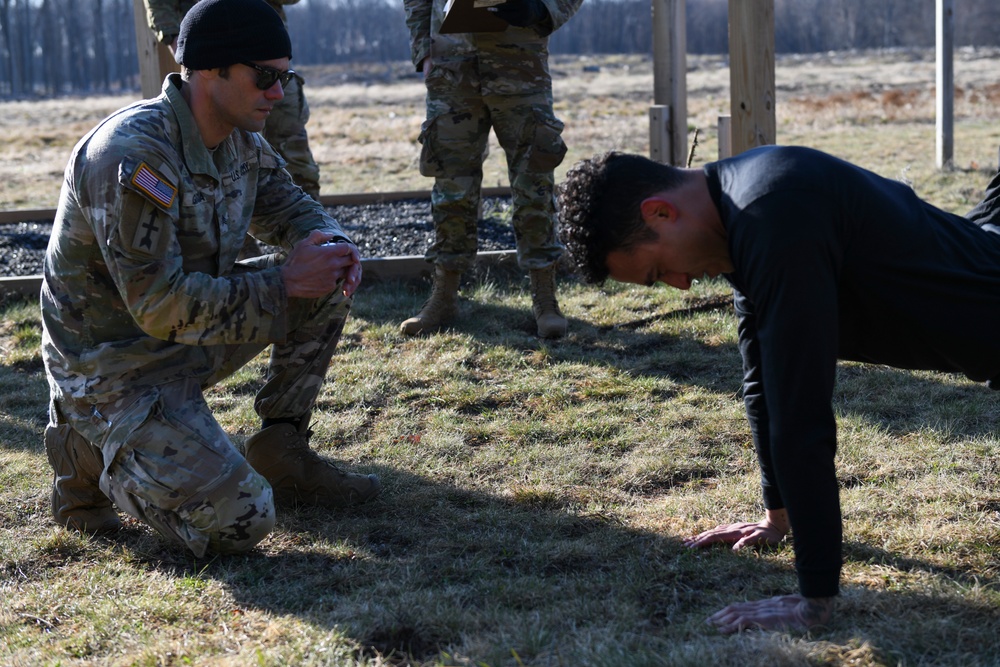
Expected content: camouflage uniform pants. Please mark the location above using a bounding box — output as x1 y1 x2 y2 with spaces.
48 254 352 556
263 74 321 201
418 52 567 272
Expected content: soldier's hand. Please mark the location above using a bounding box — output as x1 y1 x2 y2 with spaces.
282 231 362 299
492 0 549 28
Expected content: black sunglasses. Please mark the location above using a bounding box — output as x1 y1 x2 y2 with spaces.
241 62 296 90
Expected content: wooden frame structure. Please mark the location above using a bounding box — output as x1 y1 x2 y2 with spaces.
650 0 957 168
649 0 688 166
650 0 776 165
129 0 956 170
132 0 179 99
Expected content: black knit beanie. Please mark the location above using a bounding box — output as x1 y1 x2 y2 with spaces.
175 0 292 70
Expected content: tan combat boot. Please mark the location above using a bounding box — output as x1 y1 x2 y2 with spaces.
530 266 567 339
244 423 381 508
45 424 121 534
400 266 462 336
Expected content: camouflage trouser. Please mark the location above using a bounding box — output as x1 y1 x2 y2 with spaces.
49 254 352 556
967 166 1000 226
263 73 321 201
417 52 567 273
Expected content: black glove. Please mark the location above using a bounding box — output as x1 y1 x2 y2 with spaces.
492 0 550 29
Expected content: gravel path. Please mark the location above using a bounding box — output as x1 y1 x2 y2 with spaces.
0 197 517 278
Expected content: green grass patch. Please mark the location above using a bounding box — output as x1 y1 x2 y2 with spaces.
5 268 1000 666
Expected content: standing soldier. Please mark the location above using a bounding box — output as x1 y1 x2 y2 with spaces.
401 0 583 339
143 0 322 200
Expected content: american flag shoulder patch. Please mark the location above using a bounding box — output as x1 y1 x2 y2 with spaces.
130 162 177 209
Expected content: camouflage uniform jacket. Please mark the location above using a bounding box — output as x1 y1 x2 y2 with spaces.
144 0 299 44
403 0 583 71
41 73 350 405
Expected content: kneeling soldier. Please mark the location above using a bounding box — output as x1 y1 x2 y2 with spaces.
41 0 379 556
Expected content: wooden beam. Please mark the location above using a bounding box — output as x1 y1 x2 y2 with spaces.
0 275 43 299
0 188 514 226
728 0 775 155
0 252 523 299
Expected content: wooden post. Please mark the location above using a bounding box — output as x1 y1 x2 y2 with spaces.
718 115 732 160
936 0 954 168
132 0 179 99
649 105 671 165
727 0 775 155
650 0 687 165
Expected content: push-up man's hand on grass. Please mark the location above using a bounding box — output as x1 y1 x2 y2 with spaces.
707 594 834 634
683 508 831 633
683 507 790 550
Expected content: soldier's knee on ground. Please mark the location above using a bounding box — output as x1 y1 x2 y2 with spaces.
140 460 275 556
196 460 276 554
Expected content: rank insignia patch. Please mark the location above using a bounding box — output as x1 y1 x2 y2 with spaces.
130 162 177 209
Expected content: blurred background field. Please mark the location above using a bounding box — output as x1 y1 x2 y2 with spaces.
2 48 999 212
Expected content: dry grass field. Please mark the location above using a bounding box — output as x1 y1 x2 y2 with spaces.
2 48 1000 210
3 48 1000 667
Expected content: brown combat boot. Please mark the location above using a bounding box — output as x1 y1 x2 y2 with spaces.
45 423 121 535
400 266 462 336
244 423 381 508
530 266 567 339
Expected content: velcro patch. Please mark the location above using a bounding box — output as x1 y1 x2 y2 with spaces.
130 162 177 209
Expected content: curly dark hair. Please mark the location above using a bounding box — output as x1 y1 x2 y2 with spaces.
557 151 686 284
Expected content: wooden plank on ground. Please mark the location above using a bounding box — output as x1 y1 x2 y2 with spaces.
0 188 512 226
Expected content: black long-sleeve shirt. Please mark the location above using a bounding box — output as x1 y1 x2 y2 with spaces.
704 145 1000 598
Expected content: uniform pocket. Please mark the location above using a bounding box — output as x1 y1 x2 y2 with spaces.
100 387 241 514
417 116 445 178
525 112 567 172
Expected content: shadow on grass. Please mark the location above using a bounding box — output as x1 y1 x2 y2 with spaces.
17 465 1000 665
834 536 1000 664
355 273 1000 441
842 540 1000 590
833 363 1000 439
355 274 747 396
0 360 49 454
6 281 1000 662
64 467 788 662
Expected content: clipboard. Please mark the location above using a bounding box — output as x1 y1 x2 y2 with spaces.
440 0 509 34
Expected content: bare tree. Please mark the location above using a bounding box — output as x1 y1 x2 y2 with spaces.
958 0 1000 49
40 0 63 96
0 0 14 95
94 0 109 92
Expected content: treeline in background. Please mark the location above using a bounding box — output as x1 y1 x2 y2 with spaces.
2 0 1000 99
